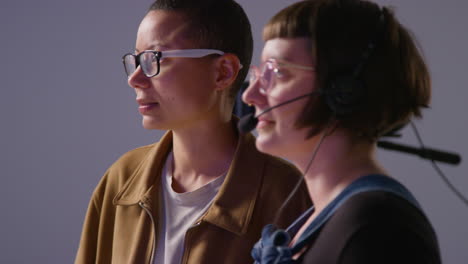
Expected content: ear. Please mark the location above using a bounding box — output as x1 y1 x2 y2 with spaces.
214 53 241 91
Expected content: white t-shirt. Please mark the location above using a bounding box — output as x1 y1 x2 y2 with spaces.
153 151 226 264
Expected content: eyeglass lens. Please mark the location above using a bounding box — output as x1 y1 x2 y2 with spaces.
140 52 158 77
261 62 275 90
123 52 159 77
248 62 277 94
123 55 136 77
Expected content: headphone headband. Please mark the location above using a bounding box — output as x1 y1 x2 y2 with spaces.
322 4 386 117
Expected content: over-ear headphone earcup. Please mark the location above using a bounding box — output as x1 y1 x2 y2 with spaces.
325 74 364 117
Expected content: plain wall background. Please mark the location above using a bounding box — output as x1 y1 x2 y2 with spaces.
0 0 466 263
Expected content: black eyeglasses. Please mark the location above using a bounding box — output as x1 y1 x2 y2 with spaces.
122 49 225 78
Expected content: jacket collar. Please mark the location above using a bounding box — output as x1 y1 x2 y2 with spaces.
202 131 266 235
113 131 173 207
113 126 267 236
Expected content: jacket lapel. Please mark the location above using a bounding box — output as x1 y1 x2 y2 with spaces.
113 131 173 206
113 128 265 236
203 132 266 235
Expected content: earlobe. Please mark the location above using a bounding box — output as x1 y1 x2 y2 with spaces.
215 54 241 91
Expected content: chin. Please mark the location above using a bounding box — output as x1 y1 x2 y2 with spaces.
256 133 283 157
142 118 165 130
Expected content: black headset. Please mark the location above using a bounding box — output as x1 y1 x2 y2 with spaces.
321 6 385 117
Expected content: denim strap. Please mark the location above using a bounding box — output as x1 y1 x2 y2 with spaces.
291 174 421 254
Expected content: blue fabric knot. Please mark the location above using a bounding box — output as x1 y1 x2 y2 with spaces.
251 224 294 264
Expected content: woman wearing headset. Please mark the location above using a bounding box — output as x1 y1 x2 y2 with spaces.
242 0 441 263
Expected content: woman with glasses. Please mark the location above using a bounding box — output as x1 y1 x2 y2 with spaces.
75 0 311 264
242 0 441 263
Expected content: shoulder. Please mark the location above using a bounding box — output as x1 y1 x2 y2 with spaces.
302 191 441 264
330 191 432 232
339 192 441 263
91 143 158 201
108 143 156 174
327 191 438 245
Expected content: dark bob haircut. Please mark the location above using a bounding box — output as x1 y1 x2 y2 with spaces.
263 0 430 140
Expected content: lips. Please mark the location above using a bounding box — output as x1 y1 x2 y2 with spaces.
257 116 275 129
137 99 159 114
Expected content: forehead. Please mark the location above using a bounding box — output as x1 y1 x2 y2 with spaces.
136 10 196 51
261 37 315 65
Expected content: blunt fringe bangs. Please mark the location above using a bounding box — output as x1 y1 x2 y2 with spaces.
263 1 321 41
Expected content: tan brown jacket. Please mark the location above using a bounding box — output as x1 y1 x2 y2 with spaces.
75 131 311 264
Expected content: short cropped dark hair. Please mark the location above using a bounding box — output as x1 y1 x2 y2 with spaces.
263 0 430 140
148 0 253 100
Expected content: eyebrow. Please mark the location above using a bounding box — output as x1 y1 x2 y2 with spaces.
262 56 293 64
135 43 171 54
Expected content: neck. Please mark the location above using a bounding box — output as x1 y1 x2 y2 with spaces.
170 117 238 192
291 130 386 212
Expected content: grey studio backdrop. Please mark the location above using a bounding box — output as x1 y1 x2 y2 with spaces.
0 0 466 263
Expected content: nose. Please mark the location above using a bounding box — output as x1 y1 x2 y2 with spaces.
241 77 267 108
127 66 151 90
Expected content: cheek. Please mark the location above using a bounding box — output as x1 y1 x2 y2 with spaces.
270 100 305 127
268 77 316 122
268 78 315 105
274 115 299 143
